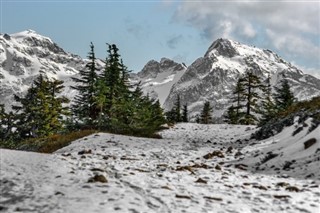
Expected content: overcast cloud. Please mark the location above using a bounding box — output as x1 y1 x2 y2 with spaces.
171 0 320 71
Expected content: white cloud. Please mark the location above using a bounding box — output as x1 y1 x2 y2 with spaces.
171 0 320 71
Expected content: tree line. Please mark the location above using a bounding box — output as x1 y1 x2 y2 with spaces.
0 43 166 143
225 70 295 125
0 44 297 145
165 70 295 126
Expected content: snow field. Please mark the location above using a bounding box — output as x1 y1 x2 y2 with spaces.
0 123 319 213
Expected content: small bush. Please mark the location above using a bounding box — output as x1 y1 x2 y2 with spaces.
17 130 97 153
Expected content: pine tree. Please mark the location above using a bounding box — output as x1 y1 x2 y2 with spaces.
174 95 182 122
239 71 263 125
0 105 15 140
259 75 276 126
165 95 182 123
13 74 69 138
225 78 246 124
233 78 245 117
71 42 98 127
182 104 188 122
274 76 295 113
200 101 213 124
100 43 123 118
224 105 238 124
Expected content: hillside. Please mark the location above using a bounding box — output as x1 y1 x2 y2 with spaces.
0 30 103 109
1 122 319 212
1 30 320 118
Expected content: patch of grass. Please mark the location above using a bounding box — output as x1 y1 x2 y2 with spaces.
18 130 97 153
279 96 320 118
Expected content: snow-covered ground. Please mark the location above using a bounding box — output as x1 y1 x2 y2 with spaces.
1 123 319 213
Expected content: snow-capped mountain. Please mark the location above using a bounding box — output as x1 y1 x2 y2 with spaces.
0 30 102 109
130 58 187 105
1 30 320 119
136 38 320 120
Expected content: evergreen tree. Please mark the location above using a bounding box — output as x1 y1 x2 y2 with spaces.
200 101 213 124
100 43 124 118
225 78 246 124
97 44 165 135
182 104 188 122
259 75 276 126
239 71 263 125
274 76 295 113
233 78 245 117
165 95 182 123
71 42 99 127
224 105 238 124
0 105 15 140
13 74 69 138
174 95 182 122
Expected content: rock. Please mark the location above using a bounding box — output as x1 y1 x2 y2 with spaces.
161 186 172 190
203 196 223 201
253 185 268 191
215 165 222 171
276 182 290 187
195 178 207 184
88 174 108 183
90 168 105 172
273 195 291 199
78 149 92 155
226 146 233 153
55 191 64 196
234 151 243 158
203 150 225 159
234 164 248 171
175 194 192 199
285 186 300 192
304 138 316 149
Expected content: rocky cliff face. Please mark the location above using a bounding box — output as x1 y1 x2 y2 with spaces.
158 38 320 121
131 57 186 105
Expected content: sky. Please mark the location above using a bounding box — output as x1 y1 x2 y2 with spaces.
1 0 319 77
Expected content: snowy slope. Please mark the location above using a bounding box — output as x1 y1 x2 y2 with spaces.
0 30 103 109
1 123 319 212
1 30 320 118
240 118 320 179
161 39 320 120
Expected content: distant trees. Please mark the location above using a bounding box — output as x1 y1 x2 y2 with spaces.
225 71 296 126
274 77 295 112
182 104 188 122
199 101 213 124
0 105 15 140
165 95 190 123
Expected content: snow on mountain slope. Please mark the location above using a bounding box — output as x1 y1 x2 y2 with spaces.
0 30 102 109
160 39 320 120
1 124 319 212
240 118 320 179
130 58 186 105
1 30 320 118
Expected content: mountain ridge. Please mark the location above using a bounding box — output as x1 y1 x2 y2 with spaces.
1 30 320 119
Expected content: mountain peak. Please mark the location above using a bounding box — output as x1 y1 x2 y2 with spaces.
11 29 53 44
205 38 239 58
